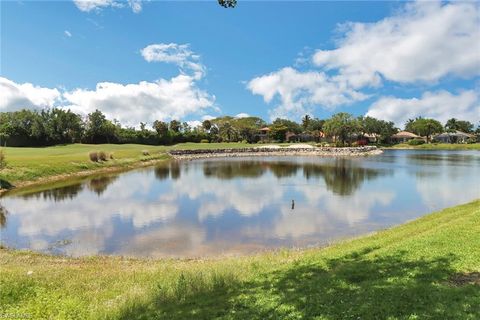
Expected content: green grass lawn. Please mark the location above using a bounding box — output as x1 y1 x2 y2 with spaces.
386 143 480 150
0 143 250 188
1 200 479 319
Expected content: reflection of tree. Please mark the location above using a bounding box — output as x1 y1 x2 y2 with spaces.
203 161 265 179
88 175 118 196
0 203 7 228
170 162 181 180
21 183 84 202
269 163 299 179
202 159 389 196
319 159 387 196
154 166 170 181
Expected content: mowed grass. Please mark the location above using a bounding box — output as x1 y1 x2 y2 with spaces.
0 143 250 186
386 143 480 150
1 200 479 319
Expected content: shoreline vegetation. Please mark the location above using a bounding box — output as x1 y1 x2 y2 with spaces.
1 143 479 195
1 200 479 319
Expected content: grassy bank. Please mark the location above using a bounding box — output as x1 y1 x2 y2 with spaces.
386 143 480 150
0 143 249 190
1 200 479 319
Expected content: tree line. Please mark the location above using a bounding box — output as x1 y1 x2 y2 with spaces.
0 108 478 147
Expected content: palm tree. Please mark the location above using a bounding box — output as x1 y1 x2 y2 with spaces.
302 115 311 131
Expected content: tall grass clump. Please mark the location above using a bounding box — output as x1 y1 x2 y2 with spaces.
0 149 6 169
98 151 107 161
89 151 99 162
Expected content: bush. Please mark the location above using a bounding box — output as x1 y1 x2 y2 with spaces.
110 153 114 160
408 139 425 146
98 151 107 161
89 151 99 162
200 139 209 143
0 149 6 169
467 137 478 144
142 150 150 156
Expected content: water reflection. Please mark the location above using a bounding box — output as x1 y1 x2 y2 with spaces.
0 203 7 228
1 151 479 258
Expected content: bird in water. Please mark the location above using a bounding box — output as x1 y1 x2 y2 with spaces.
291 200 295 210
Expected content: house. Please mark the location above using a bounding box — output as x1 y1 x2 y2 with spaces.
257 127 271 142
433 130 475 144
391 131 421 143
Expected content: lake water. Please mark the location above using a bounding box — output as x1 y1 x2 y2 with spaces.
1 150 479 258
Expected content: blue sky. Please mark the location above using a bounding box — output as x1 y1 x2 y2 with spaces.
1 1 479 127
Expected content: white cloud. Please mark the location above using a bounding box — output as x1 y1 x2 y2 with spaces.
0 77 61 112
313 1 480 86
186 120 202 129
1 43 216 126
63 74 215 126
366 90 480 127
235 113 250 118
247 67 368 120
64 30 72 37
141 43 205 80
73 0 141 13
247 1 480 120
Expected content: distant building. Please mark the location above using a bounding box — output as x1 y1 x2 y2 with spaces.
391 131 421 143
433 130 475 144
258 127 271 142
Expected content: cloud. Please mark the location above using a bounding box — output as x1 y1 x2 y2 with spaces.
73 0 142 13
247 1 480 120
313 1 480 86
141 43 205 80
235 113 250 118
366 90 480 127
63 74 215 126
0 77 61 112
64 30 72 37
1 43 215 126
247 67 368 120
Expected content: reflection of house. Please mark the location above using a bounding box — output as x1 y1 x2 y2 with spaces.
258 127 270 142
433 130 475 144
391 131 421 143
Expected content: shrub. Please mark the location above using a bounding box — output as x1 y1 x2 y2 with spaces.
334 141 345 148
98 151 107 161
89 151 99 162
142 150 150 156
200 139 209 143
408 139 425 146
110 153 114 160
467 137 477 144
0 149 6 169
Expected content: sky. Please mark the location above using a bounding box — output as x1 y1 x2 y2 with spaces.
1 0 479 128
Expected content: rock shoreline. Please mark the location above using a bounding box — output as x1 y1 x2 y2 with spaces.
168 146 382 160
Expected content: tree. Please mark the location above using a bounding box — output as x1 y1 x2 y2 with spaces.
406 118 443 143
84 110 116 143
153 120 168 137
218 0 236 8
169 120 181 133
202 120 212 132
323 113 360 145
445 118 474 133
359 116 397 143
219 122 237 142
302 115 311 131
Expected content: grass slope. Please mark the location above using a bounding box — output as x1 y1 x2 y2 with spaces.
1 200 479 319
0 143 249 188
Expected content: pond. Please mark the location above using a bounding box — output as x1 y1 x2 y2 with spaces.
1 150 479 258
